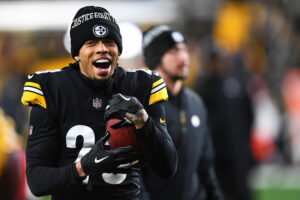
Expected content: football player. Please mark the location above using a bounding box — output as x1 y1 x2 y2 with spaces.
21 6 177 200
140 25 223 200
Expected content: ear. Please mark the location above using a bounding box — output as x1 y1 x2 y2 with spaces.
74 56 80 62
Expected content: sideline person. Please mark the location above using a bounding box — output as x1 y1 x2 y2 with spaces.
140 25 223 200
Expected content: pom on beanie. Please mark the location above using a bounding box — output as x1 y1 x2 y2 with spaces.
70 6 122 58
142 25 185 70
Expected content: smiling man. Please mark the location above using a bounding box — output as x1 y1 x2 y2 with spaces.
75 38 119 81
21 6 177 200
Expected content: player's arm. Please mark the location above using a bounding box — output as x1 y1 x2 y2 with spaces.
26 106 84 197
135 101 177 178
21 74 83 196
105 89 178 178
137 74 177 178
198 126 224 200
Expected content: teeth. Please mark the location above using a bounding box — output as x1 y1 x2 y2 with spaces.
95 59 109 63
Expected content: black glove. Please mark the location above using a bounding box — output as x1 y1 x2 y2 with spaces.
80 132 139 175
104 93 144 124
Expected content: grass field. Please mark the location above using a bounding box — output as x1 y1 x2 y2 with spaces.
250 164 300 200
254 188 300 200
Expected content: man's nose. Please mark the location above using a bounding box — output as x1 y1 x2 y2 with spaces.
179 49 189 61
96 40 108 53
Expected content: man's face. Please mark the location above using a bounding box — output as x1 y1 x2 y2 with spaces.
76 38 119 81
160 43 189 80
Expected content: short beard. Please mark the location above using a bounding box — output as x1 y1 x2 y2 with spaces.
170 75 184 82
160 65 185 82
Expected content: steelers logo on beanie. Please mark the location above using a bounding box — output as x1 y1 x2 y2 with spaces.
70 6 122 58
142 25 186 70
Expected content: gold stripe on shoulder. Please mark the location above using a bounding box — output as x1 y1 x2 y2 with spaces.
25 82 42 89
21 91 47 109
152 79 164 88
149 87 168 105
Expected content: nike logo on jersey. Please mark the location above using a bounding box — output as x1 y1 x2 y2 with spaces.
28 74 34 79
95 156 109 163
160 118 165 123
119 94 130 101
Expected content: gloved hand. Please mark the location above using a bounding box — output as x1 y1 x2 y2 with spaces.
80 132 139 175
104 93 148 129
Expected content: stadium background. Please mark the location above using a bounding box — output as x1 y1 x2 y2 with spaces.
1 0 300 199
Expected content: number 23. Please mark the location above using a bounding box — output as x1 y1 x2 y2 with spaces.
66 125 127 185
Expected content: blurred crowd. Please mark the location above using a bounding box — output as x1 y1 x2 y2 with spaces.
1 0 300 199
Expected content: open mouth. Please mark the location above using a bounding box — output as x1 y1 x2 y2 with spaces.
93 59 112 69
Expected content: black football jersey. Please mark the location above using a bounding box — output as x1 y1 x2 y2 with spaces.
21 63 177 200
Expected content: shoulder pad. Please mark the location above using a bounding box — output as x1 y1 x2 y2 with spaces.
21 81 46 108
124 68 168 105
21 69 61 109
149 74 168 105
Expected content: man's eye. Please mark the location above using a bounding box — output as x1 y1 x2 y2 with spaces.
104 40 116 45
86 41 95 45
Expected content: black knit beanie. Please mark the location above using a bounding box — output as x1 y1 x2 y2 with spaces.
142 25 186 70
70 6 122 58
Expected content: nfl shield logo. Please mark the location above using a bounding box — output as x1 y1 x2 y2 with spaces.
92 98 102 110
